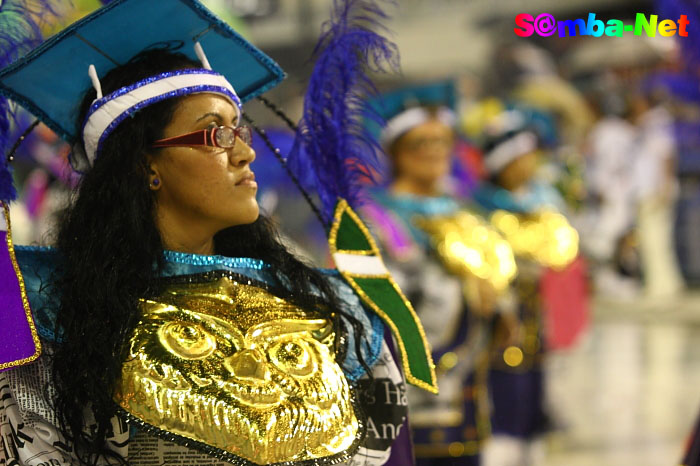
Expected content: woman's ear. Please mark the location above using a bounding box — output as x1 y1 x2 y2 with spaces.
146 153 162 191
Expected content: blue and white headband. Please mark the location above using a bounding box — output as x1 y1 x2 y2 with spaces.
483 131 538 175
380 106 456 149
81 43 241 165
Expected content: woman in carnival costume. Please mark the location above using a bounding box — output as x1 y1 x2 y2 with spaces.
361 82 518 466
471 110 585 466
0 0 439 464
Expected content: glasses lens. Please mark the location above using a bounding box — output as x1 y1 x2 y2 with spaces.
238 126 253 145
214 126 236 148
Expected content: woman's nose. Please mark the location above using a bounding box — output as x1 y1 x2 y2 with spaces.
229 137 256 167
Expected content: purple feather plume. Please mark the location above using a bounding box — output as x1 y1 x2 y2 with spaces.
0 98 14 202
0 0 57 202
287 0 399 226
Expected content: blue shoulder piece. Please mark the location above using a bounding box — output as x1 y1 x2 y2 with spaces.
12 247 384 382
13 247 279 343
472 183 528 213
321 269 384 382
13 246 61 342
369 189 461 248
162 250 274 284
473 182 565 213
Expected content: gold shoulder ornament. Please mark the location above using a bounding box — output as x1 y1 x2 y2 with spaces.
414 210 518 295
489 209 579 269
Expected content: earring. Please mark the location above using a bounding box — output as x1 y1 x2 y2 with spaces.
150 178 160 189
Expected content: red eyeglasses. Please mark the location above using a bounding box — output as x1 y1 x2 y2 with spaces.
151 125 253 149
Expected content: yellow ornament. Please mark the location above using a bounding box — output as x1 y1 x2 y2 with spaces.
415 211 517 294
114 274 360 465
489 210 578 269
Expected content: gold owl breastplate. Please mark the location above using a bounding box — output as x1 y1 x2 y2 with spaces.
113 271 364 466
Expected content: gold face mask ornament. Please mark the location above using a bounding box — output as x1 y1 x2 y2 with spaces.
113 272 363 465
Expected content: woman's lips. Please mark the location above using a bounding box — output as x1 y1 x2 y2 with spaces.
235 171 257 188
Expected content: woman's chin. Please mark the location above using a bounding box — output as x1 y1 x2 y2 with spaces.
236 203 260 226
215 202 260 230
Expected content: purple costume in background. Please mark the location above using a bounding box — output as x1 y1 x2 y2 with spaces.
473 183 554 442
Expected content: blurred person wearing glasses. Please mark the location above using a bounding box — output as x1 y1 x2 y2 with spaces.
361 82 518 466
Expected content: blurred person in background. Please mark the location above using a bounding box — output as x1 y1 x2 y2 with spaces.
581 74 640 298
485 42 594 217
472 110 586 466
361 82 518 466
628 81 685 298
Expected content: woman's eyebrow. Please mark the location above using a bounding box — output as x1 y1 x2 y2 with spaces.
196 112 239 126
196 112 223 122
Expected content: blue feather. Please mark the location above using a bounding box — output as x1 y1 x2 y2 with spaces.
655 0 700 68
287 0 399 226
0 98 14 202
0 0 58 202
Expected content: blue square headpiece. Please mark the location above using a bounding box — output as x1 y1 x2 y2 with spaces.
0 0 285 164
364 80 458 149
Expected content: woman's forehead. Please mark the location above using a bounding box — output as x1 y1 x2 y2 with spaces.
405 119 453 138
173 93 239 122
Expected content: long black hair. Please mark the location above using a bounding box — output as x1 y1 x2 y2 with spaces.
51 47 359 465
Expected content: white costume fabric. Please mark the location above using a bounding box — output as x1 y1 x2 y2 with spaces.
583 116 637 262
632 106 684 297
